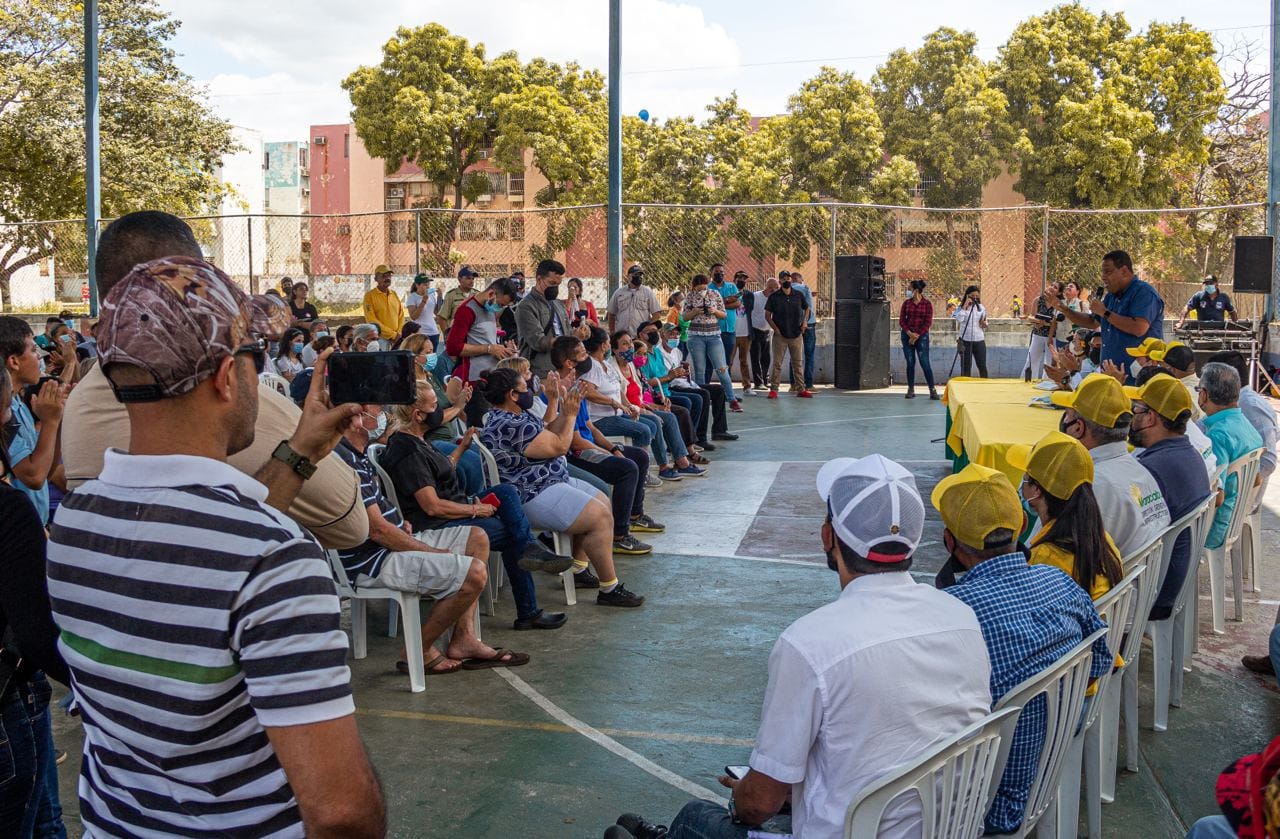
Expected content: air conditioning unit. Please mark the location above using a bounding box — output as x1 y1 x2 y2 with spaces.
478 150 489 160
388 187 405 198
476 194 492 205
299 167 309 177
313 136 327 146
508 194 524 204
337 224 351 235
301 187 310 196
385 198 404 211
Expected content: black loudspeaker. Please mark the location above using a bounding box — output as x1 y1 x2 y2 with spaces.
835 255 887 300
834 299 890 389
1233 236 1273 293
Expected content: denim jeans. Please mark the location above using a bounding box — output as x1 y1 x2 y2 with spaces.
688 333 736 401
901 331 936 390
434 483 538 619
0 674 55 838
33 701 64 839
802 325 816 389
595 414 668 465
648 408 688 461
720 331 736 373
432 441 484 497
1185 816 1238 839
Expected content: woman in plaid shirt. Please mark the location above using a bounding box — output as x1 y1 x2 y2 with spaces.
899 279 939 399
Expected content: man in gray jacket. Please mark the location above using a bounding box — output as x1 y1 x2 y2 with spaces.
516 258 589 376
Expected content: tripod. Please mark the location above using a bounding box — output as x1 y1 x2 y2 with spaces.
948 298 980 379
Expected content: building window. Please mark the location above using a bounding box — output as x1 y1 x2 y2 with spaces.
344 133 350 159
482 171 506 194
389 219 411 243
263 151 270 170
510 217 525 241
299 146 308 169
508 174 524 195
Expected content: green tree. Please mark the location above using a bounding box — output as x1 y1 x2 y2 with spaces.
0 0 235 308
873 27 1012 209
996 5 1224 209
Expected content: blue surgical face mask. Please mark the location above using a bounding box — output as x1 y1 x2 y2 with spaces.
1205 285 1217 295
314 331 329 339
363 411 387 439
666 338 679 349
64 319 76 331
291 342 304 355
484 301 503 314
38 358 46 376
425 353 438 371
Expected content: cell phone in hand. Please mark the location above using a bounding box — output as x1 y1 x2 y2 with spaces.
725 765 750 780
327 351 417 405
479 491 501 508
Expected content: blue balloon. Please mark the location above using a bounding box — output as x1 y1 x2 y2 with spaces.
638 109 650 122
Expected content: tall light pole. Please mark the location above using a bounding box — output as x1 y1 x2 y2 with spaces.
85 0 101 316
606 0 622 295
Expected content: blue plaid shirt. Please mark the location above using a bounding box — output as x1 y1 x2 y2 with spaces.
945 552 1111 834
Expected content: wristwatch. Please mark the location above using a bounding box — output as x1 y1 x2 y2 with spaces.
1101 308 1111 321
271 440 318 480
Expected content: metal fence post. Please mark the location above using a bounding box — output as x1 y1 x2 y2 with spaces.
829 204 839 303
247 216 257 294
414 210 422 276
1041 208 1051 292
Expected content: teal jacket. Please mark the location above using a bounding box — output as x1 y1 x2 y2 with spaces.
1202 407 1264 548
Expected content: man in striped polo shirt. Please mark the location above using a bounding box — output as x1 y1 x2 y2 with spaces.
47 257 385 837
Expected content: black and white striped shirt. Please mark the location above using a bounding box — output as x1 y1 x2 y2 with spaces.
47 449 354 838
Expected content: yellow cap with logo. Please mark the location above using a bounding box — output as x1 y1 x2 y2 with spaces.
1006 430 1094 501
1126 337 1166 358
373 264 392 275
931 464 1025 550
1147 340 1186 363
1050 373 1133 427
1123 372 1194 422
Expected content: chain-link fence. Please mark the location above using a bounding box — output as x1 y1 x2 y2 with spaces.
0 202 1269 321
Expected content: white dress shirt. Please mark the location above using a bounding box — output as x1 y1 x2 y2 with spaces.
1238 386 1278 480
750 291 770 331
1089 441 1171 557
953 303 986 341
749 572 992 839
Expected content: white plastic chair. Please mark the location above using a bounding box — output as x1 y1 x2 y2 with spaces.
258 371 291 397
843 707 1022 839
1204 449 1262 633
472 440 577 606
1092 534 1164 807
1243 502 1263 594
992 627 1108 838
1058 565 1141 839
325 550 426 693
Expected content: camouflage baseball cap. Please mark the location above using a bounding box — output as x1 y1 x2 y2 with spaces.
98 256 254 403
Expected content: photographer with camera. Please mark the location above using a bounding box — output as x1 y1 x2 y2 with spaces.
898 279 938 400
953 285 989 378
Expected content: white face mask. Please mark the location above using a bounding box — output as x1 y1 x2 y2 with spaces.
362 411 387 438
364 341 380 353
1130 359 1143 379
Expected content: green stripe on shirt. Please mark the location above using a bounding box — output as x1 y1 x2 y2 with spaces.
61 630 240 684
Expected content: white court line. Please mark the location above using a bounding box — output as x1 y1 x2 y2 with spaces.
732 413 936 433
495 669 730 806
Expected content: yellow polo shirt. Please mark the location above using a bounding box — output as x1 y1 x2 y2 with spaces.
362 288 406 341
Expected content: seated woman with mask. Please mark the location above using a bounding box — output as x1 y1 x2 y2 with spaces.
401 331 484 496
479 368 646 607
381 387 573 631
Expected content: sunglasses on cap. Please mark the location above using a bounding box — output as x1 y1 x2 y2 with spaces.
237 339 267 375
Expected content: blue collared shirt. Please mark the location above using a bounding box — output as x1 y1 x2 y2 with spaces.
1094 277 1164 372
1201 407 1264 548
945 552 1112 834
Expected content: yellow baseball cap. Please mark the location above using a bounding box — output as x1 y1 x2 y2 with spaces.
374 264 392 275
1050 373 1132 427
1006 431 1094 501
1126 337 1166 358
1123 372 1194 422
931 464 1025 550
1147 340 1186 363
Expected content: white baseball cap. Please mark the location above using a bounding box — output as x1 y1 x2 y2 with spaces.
816 454 924 561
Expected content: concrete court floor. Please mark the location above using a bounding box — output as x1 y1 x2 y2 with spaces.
47 385 1280 838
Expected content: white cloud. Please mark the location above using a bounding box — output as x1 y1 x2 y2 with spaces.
163 0 745 139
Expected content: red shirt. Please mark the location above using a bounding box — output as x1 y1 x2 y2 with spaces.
899 297 934 336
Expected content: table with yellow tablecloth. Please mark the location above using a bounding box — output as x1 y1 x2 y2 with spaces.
943 378 1064 485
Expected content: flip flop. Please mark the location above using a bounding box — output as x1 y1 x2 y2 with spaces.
459 648 530 670
396 654 464 676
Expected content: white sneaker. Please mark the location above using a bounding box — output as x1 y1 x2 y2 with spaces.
742 386 754 396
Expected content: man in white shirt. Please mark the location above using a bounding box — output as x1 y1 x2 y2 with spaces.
608 265 665 336
612 455 992 839
300 320 330 367
1207 350 1278 486
1052 373 1171 556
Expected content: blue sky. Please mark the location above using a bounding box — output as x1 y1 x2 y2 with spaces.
158 0 1272 141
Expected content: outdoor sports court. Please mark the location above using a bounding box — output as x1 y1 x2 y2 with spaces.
47 388 1280 837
